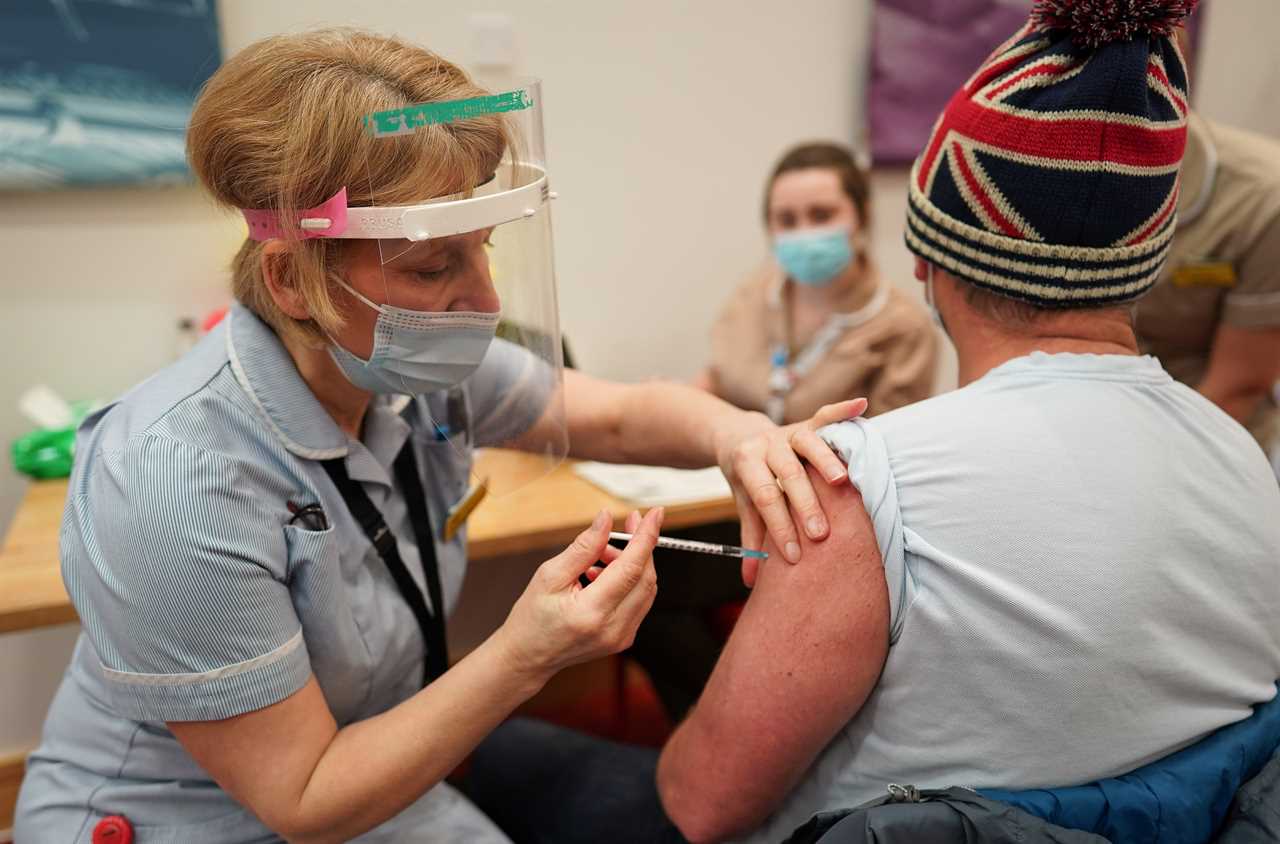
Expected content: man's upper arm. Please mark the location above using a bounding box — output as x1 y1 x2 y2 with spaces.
658 462 890 842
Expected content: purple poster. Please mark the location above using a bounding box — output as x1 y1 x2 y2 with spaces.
869 0 1031 165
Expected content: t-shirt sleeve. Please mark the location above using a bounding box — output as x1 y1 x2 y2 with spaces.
1223 211 1280 328
65 434 311 722
818 419 915 644
466 337 559 448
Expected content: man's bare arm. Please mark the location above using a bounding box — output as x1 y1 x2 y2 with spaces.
657 463 890 843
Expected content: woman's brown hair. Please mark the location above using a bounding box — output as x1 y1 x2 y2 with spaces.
762 141 871 227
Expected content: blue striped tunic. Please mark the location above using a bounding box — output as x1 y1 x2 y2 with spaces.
16 305 547 843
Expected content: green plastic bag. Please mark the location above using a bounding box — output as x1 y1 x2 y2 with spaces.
10 401 94 480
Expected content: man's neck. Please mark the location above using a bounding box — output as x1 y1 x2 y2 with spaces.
283 335 372 440
953 309 1139 386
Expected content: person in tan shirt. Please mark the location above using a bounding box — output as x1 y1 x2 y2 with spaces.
629 144 938 726
698 142 938 422
1136 112 1280 454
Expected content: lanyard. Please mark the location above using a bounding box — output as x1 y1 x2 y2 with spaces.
322 443 449 686
767 278 890 423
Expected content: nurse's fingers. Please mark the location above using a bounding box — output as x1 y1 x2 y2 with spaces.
608 551 660 642
762 441 823 561
588 508 662 609
736 490 766 553
807 398 868 430
741 555 761 589
585 510 641 582
582 543 624 583
789 427 848 485
735 452 801 563
543 509 612 587
770 437 828 539
605 509 660 631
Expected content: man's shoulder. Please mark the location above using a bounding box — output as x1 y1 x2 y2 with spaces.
862 380 987 439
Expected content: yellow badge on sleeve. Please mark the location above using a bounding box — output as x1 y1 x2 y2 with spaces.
1171 261 1237 289
443 479 488 541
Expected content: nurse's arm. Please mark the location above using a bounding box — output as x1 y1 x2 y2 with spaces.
1197 323 1280 426
557 368 767 468
168 645 531 844
552 368 866 566
169 511 661 844
657 463 889 843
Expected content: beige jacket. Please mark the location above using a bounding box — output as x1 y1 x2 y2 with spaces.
709 266 939 424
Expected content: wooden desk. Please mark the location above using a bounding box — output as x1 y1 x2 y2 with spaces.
0 451 736 635
0 479 76 634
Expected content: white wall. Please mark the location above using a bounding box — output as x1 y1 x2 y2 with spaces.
1194 0 1280 137
2 0 1279 760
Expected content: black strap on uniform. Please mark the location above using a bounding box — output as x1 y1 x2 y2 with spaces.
321 444 449 685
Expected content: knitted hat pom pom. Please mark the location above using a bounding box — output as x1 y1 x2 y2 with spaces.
1031 0 1199 48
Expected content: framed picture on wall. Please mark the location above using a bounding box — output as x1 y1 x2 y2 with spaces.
868 0 1206 165
0 0 221 190
868 0 1032 165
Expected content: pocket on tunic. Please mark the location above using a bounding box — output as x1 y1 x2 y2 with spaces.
284 522 376 721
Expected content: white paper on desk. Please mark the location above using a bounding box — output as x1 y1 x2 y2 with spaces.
572 462 732 507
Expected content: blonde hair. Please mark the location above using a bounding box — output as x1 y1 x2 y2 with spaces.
187 28 508 346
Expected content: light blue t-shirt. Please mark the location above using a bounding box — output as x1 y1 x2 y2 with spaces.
744 352 1280 844
16 305 552 843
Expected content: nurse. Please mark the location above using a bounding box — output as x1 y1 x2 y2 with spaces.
698 142 938 423
1135 111 1280 455
15 29 855 843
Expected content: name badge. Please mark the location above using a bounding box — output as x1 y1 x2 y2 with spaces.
443 479 488 541
1171 261 1237 289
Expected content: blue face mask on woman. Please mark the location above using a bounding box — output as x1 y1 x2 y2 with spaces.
328 278 500 395
773 226 855 286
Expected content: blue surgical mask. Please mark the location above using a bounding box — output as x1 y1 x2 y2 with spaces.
328 279 500 395
773 226 854 286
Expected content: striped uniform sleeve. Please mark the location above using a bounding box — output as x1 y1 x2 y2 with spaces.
818 419 915 644
69 434 311 722
466 337 558 447
1223 213 1280 328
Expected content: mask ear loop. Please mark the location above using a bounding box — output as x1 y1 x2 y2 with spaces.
334 275 389 316
320 268 388 368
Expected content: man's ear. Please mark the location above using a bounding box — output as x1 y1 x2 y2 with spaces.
260 240 311 321
913 256 930 282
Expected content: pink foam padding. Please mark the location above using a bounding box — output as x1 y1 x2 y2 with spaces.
240 187 349 241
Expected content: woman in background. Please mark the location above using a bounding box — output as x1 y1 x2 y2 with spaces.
629 144 935 725
697 142 938 421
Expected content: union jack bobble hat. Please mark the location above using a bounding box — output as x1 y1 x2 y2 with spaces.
905 0 1198 309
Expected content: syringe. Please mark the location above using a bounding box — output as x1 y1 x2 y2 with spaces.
607 531 768 560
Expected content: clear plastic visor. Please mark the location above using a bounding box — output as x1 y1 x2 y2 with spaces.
347 81 566 500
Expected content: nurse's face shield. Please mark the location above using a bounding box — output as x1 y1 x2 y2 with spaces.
347 82 568 498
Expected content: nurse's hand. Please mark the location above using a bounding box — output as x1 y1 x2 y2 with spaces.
495 508 662 685
713 398 868 587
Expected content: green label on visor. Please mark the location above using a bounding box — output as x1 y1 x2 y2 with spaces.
363 89 533 138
